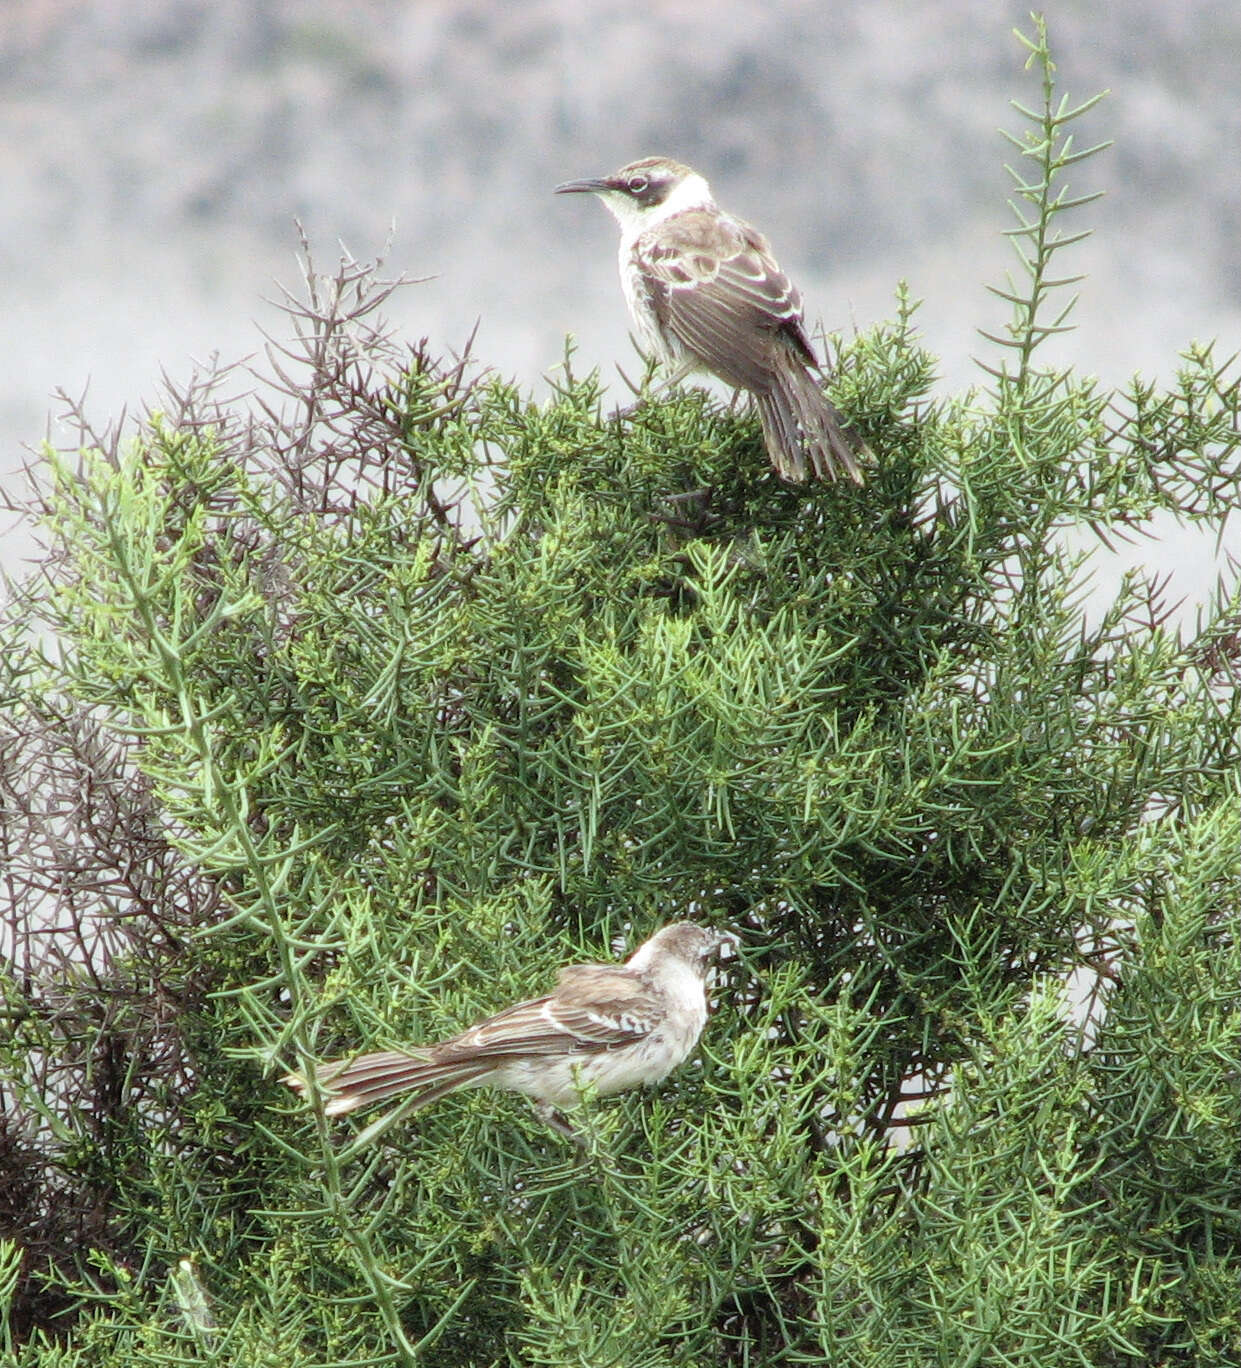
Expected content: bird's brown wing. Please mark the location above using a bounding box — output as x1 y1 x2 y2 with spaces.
430 965 659 1064
637 210 818 390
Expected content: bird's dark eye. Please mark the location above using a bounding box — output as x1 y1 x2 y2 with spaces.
627 175 649 195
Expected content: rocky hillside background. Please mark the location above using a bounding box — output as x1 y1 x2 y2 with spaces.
2 0 1238 594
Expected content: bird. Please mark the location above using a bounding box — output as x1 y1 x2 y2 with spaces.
285 922 731 1136
556 155 865 484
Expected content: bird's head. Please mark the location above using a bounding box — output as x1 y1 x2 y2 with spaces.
555 156 713 233
626 921 734 979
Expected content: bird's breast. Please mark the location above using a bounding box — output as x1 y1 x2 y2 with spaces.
619 241 678 363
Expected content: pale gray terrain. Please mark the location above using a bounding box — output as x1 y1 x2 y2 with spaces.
2 1 1237 602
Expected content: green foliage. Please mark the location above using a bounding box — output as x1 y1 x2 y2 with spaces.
2 20 1239 1367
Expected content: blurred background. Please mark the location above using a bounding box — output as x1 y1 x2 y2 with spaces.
2 0 1237 599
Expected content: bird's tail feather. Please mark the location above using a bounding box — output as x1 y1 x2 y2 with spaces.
284 1050 492 1117
758 362 866 484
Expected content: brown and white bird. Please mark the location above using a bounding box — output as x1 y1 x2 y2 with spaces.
556 155 864 484
285 922 730 1135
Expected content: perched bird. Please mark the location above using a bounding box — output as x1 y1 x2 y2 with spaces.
285 922 731 1135
556 155 865 484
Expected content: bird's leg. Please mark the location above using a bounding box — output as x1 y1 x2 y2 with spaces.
535 1102 584 1146
612 358 695 421
648 486 716 537
660 487 713 504
650 359 696 396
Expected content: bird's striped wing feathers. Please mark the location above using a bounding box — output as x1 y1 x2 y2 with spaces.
431 965 658 1063
637 210 818 388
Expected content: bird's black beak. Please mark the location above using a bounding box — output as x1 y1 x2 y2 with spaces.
554 177 613 195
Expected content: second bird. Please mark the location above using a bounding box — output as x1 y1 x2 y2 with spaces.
556 155 865 484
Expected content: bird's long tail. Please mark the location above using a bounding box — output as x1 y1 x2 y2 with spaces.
758 359 866 484
284 1050 491 1117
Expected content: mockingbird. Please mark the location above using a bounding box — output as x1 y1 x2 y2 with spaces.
556 155 865 484
285 922 730 1135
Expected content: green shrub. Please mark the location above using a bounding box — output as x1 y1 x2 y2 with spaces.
2 20 1237 1366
